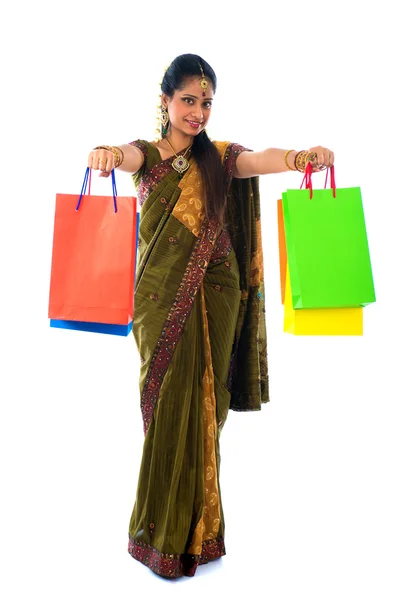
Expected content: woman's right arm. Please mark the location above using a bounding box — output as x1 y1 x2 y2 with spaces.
88 143 145 178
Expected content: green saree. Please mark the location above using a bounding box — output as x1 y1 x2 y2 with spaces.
127 140 269 578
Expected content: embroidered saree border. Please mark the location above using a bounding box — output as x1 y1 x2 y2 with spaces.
222 141 251 188
128 534 225 579
140 219 218 435
209 228 233 264
128 140 148 160
129 140 176 206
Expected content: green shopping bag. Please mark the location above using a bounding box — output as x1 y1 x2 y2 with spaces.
282 164 376 309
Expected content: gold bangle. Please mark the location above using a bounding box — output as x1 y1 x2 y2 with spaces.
112 145 124 168
294 150 301 171
284 149 296 171
295 150 307 172
109 147 120 168
93 145 124 169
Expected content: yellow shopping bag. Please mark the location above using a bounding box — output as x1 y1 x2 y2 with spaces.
284 264 363 336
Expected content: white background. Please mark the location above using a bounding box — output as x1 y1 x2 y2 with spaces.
1 1 399 598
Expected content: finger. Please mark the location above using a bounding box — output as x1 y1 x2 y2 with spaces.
105 154 114 173
309 159 318 172
88 152 95 169
308 151 318 165
309 150 320 170
318 151 327 171
94 152 102 170
99 151 114 172
98 156 108 171
92 153 101 170
94 151 104 170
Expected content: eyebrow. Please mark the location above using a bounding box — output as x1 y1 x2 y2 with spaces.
182 93 213 101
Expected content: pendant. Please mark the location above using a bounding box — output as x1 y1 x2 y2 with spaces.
172 155 190 174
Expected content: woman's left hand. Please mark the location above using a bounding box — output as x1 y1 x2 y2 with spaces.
307 146 335 172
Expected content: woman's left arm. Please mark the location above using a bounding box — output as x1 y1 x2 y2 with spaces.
233 146 335 178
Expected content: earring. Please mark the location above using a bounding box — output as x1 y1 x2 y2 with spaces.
160 105 169 137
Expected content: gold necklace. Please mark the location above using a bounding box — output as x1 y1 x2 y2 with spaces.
164 137 192 174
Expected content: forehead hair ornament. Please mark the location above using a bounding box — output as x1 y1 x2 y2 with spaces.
198 63 208 97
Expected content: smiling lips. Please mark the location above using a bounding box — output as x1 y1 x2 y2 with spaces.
186 120 202 128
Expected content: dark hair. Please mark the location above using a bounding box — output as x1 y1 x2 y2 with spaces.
161 54 226 228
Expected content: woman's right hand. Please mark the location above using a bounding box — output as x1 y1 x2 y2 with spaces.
88 149 115 178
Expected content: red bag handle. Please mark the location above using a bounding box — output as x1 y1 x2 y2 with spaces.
300 162 336 199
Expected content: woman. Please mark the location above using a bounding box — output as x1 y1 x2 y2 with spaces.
88 53 334 579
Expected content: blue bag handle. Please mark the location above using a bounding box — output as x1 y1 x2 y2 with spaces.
76 168 118 212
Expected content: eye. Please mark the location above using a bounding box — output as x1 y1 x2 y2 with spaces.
203 101 212 109
183 97 194 104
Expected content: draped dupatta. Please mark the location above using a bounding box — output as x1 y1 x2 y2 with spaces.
225 173 269 410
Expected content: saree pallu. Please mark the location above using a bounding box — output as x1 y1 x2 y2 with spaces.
127 140 269 579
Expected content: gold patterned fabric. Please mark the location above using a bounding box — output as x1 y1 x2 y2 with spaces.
173 161 206 237
250 217 264 287
187 282 222 554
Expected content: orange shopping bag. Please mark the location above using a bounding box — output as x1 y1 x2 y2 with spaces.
277 199 287 304
48 168 138 336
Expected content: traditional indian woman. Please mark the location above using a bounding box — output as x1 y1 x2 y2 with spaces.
88 53 335 579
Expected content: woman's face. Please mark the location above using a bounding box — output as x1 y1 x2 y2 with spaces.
162 77 214 137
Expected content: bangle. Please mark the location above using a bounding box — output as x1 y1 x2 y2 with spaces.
93 145 124 168
284 149 296 171
294 150 308 172
295 150 318 172
112 146 124 168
